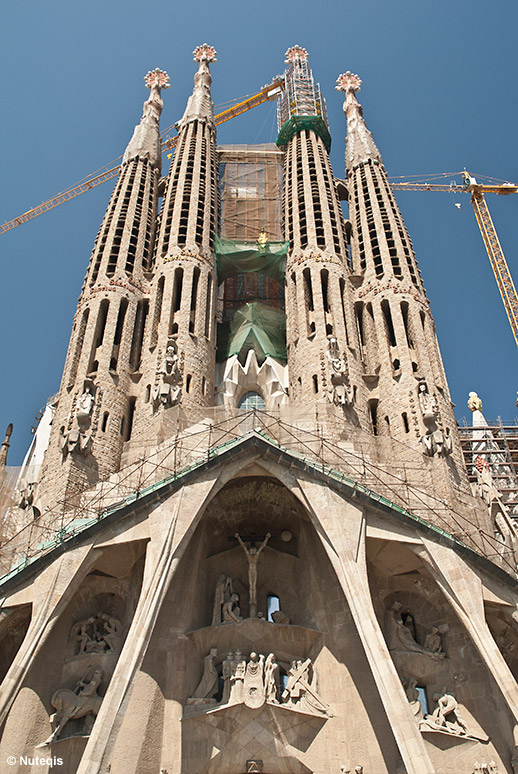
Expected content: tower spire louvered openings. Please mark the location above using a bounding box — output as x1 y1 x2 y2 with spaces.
337 71 462 466
278 47 365 423
133 44 219 439
36 69 170 514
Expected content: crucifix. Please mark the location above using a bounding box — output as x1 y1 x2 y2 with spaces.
234 532 271 618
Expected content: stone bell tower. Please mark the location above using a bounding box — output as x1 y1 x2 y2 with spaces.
278 47 366 424
134 43 219 439
36 68 169 514
337 71 462 465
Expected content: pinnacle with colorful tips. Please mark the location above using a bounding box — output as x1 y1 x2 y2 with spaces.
336 70 382 168
122 68 170 169
178 44 217 129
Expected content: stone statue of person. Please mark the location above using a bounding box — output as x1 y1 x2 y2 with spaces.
221 652 234 704
222 593 242 623
424 627 443 654
212 575 233 625
418 382 436 421
234 532 270 618
404 677 422 717
191 648 219 700
161 342 178 380
230 649 246 704
76 387 94 422
264 653 279 703
385 601 443 658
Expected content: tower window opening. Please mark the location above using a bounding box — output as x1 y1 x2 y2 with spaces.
169 268 184 336
402 412 410 433
355 302 365 347
320 269 330 313
150 276 165 349
312 375 319 394
68 307 89 388
369 399 379 436
110 297 129 372
384 415 391 435
186 374 192 393
201 376 206 395
123 397 136 442
401 302 414 348
205 273 213 338
412 361 418 373
393 359 401 372
189 267 200 334
145 384 151 403
101 412 109 432
303 268 314 338
267 595 280 622
420 310 426 330
339 278 349 344
87 299 109 374
129 300 149 371
381 300 397 347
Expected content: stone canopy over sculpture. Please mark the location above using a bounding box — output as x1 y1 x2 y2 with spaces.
187 649 330 717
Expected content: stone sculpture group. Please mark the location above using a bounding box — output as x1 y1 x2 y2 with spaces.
42 667 103 745
71 612 122 655
385 601 445 658
188 649 330 716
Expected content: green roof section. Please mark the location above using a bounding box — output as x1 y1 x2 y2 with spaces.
217 302 287 363
214 234 289 282
276 115 331 152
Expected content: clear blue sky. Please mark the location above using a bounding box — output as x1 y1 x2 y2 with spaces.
1 0 517 464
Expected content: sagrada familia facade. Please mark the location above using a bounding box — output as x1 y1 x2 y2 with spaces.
0 44 517 774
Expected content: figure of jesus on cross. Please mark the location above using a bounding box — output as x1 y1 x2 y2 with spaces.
234 532 271 618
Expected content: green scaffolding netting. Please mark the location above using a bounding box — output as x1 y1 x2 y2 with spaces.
214 234 289 282
276 115 332 152
218 302 287 363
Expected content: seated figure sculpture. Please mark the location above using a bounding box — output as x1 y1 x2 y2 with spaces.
385 601 445 659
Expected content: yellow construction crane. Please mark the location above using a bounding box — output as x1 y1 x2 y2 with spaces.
391 173 518 347
0 78 284 236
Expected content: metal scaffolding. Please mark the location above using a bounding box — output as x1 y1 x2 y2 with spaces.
457 419 518 514
1 407 516 586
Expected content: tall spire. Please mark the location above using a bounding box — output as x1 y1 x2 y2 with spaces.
336 72 382 168
0 424 12 467
178 44 217 128
123 68 170 171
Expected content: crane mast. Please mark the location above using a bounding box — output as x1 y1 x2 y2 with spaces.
392 174 518 348
470 187 518 346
